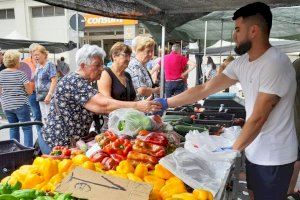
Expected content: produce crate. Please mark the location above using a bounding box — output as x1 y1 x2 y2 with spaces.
194 113 234 127
0 139 34 179
203 99 244 109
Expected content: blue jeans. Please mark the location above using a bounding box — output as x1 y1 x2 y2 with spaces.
28 92 45 148
4 104 33 147
165 80 185 98
38 130 52 154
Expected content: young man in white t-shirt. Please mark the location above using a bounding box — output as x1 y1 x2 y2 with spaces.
154 2 297 199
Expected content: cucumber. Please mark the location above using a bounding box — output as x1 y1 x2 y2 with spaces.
174 125 206 135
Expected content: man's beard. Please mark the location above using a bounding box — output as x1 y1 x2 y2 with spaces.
234 40 252 55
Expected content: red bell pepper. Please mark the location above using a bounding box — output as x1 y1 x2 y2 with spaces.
90 150 109 163
110 154 126 164
142 132 168 147
104 131 118 141
101 157 118 170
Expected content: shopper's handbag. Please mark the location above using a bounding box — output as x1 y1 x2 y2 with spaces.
36 90 48 101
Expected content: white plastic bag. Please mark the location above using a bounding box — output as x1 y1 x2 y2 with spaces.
108 108 153 137
159 148 232 196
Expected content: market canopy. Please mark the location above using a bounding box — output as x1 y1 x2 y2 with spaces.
0 38 77 54
203 38 300 55
142 6 300 44
35 0 300 33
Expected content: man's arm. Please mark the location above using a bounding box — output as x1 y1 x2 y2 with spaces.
232 92 280 151
181 60 197 77
167 73 237 107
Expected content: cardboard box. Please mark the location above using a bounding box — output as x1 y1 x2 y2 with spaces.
56 167 152 200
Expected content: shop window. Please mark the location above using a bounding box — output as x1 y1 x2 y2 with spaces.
32 7 43 17
6 9 15 19
0 9 15 19
54 7 65 16
43 6 54 16
32 6 64 18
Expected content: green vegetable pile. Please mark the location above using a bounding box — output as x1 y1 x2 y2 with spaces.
0 181 84 200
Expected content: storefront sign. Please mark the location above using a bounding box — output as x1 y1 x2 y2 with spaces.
84 14 138 27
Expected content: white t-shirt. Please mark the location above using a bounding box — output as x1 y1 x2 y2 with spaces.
223 47 297 165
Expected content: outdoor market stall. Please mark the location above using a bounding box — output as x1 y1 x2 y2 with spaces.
0 105 245 200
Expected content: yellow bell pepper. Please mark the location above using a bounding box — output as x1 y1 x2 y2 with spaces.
42 158 58 181
0 176 18 186
49 173 64 186
154 164 174 180
81 161 96 171
72 154 89 166
94 162 104 172
160 178 187 200
22 173 44 189
58 159 73 173
193 189 214 200
165 177 182 185
172 193 196 200
106 170 128 179
144 175 165 191
10 170 27 185
127 173 143 182
149 189 162 200
33 181 47 190
134 163 148 179
33 157 45 166
116 160 135 174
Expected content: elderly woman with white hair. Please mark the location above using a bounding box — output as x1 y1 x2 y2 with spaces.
40 44 161 154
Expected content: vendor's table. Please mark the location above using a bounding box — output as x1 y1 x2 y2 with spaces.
216 153 245 200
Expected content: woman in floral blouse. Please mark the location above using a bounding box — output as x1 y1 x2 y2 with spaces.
40 44 161 154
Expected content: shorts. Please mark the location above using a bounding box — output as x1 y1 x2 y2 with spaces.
246 158 294 200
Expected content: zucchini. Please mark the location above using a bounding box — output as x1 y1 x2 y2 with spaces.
174 125 206 135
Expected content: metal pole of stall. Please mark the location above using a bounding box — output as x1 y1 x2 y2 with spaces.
180 40 183 53
219 19 224 65
203 21 208 84
76 12 79 49
160 25 166 98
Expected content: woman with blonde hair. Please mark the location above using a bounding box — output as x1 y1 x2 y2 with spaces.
33 44 57 122
98 42 136 101
0 50 33 147
126 36 160 100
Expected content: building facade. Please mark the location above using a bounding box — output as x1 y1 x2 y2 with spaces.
0 0 150 71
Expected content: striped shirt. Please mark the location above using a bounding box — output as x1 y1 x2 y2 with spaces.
0 70 29 111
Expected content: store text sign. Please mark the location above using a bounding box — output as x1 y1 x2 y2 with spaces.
56 167 152 200
84 14 138 27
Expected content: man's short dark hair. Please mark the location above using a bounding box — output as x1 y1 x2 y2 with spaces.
232 2 272 35
60 56 65 61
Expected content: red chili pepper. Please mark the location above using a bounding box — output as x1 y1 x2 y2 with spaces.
143 132 168 147
133 139 166 158
127 151 158 165
103 138 132 156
